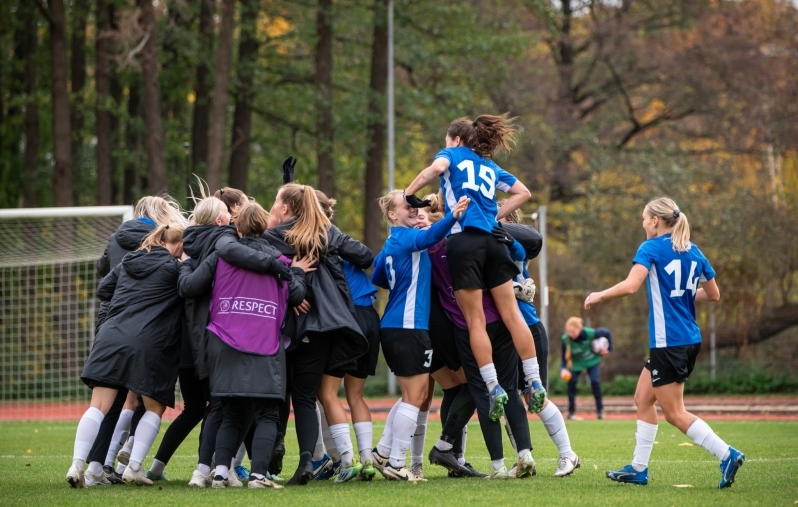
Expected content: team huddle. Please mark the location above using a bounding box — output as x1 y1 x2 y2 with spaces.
64 114 744 491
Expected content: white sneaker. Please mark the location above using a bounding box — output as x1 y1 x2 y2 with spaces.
211 476 229 489
248 476 284 489
371 450 389 476
507 464 518 478
553 454 580 477
487 466 509 480
66 464 86 489
188 469 212 488
516 451 536 479
117 448 131 465
84 468 111 486
383 465 427 482
122 465 153 486
410 462 424 480
227 471 243 488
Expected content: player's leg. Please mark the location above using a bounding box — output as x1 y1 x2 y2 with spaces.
567 370 581 419
409 378 433 479
247 399 284 489
84 388 128 486
211 397 252 488
606 367 655 485
344 374 376 480
318 373 361 481
121 395 166 486
383 373 428 481
67 386 118 488
588 363 604 418
116 391 141 469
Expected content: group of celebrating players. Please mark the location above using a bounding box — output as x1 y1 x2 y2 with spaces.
64 114 744 491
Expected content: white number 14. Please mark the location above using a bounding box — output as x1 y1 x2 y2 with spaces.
664 259 698 297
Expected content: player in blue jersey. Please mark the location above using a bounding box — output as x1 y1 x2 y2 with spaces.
585 197 744 488
371 190 469 482
403 114 546 422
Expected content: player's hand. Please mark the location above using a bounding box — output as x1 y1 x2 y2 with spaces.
291 256 317 273
492 223 514 246
293 299 311 315
584 291 604 309
560 368 572 381
404 192 431 208
452 196 470 219
599 349 610 356
282 156 297 185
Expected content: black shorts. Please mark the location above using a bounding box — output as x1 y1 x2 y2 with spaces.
381 328 433 377
645 343 701 387
428 291 462 373
446 227 520 291
347 305 381 379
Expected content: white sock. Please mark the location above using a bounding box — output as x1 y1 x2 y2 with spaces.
492 458 505 471
686 418 730 461
105 408 133 467
504 419 517 453
632 420 658 471
537 401 575 459
377 399 401 457
461 425 468 455
411 411 428 467
329 423 354 468
517 448 530 459
479 364 499 391
198 463 211 476
313 403 326 461
87 461 103 475
116 463 126 475
215 465 229 479
435 439 453 451
521 357 541 384
353 421 373 465
128 411 161 471
318 403 341 462
72 407 104 469
121 436 134 455
458 455 466 465
389 402 419 469
232 443 246 468
149 458 166 476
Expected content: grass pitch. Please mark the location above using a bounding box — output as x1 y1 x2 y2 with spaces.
1 418 796 507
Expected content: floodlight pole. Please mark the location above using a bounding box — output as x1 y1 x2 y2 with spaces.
386 0 397 396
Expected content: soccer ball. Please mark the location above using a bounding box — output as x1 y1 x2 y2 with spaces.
513 278 536 303
591 337 609 354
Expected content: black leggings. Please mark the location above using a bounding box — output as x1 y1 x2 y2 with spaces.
153 368 207 465
199 394 223 467
439 385 469 455
454 321 532 461
217 397 281 476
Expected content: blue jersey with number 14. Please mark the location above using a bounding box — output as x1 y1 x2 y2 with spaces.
436 147 517 234
632 233 716 349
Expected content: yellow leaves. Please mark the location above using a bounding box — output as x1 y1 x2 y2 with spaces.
639 98 668 125
187 91 196 104
257 15 292 39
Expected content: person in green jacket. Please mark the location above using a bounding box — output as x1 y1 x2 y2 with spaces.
561 317 612 420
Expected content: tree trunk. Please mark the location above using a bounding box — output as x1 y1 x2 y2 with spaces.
191 0 214 178
70 0 88 181
228 0 260 192
206 0 237 193
123 80 141 204
95 0 113 205
50 0 73 206
110 72 122 203
138 0 167 194
22 2 39 208
315 0 334 198
363 0 388 253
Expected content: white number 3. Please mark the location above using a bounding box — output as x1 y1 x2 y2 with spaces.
665 260 699 297
423 349 433 368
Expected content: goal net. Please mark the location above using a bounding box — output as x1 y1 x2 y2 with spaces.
0 206 143 421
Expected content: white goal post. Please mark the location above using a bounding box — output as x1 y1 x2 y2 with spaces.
0 206 135 421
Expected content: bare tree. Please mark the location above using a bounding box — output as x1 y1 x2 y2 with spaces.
19 2 39 207
206 0 237 192
70 0 88 178
138 0 167 193
228 0 260 192
315 0 334 198
95 0 114 205
191 0 214 177
363 0 388 253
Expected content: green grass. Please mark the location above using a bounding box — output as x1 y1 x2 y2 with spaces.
1 418 797 506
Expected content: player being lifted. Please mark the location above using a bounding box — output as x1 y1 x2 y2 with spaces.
403 114 546 420
585 197 744 488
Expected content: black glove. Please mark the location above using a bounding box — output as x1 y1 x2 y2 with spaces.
270 258 293 284
404 192 431 208
492 223 514 246
282 156 297 185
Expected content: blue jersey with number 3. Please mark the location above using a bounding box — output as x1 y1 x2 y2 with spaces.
436 147 517 234
632 233 716 349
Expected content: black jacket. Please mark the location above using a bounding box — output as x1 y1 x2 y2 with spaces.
82 247 183 407
179 225 289 379
96 218 156 277
263 222 373 370
185 237 307 399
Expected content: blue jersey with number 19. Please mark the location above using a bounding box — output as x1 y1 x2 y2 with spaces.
436 147 517 234
632 233 716 349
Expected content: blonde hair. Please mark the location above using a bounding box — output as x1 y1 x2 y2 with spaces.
190 197 227 226
496 199 523 224
214 187 249 221
564 316 583 332
138 224 186 253
280 183 331 261
378 190 404 224
315 189 337 220
134 195 187 227
645 197 691 253
236 202 270 238
423 192 444 223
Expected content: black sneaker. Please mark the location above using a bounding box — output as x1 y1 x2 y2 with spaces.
429 446 467 474
460 462 488 478
597 410 605 420
286 452 313 486
102 465 124 485
269 437 286 476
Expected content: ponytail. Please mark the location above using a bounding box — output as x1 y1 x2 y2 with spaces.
138 224 186 253
645 197 691 252
467 113 519 158
213 187 249 221
280 183 330 261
